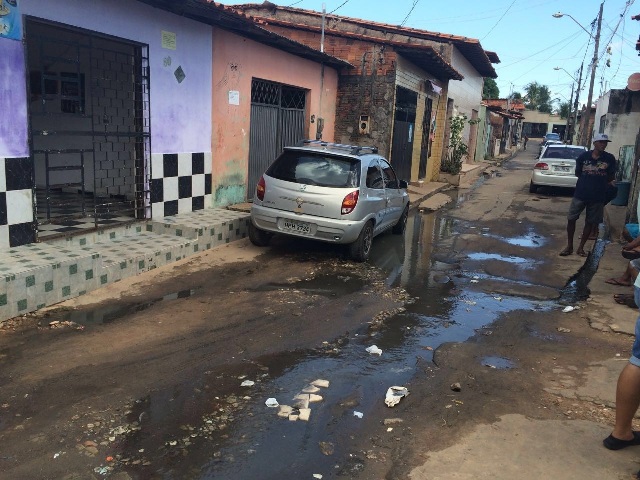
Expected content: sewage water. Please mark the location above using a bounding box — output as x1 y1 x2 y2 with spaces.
113 207 565 479
66 289 197 325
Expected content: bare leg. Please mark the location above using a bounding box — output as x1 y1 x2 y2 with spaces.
576 222 593 256
560 219 577 255
611 363 640 441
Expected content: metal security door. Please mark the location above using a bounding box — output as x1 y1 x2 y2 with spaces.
390 86 417 182
247 79 306 200
26 19 150 236
418 97 433 179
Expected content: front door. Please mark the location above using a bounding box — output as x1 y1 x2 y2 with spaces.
390 86 417 182
25 19 150 240
248 79 306 200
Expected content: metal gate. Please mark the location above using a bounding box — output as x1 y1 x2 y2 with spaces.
418 97 433 179
26 19 151 236
390 86 417 182
247 79 306 200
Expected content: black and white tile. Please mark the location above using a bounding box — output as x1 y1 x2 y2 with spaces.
150 152 212 219
0 157 36 248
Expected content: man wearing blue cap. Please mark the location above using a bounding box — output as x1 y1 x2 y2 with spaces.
559 133 617 257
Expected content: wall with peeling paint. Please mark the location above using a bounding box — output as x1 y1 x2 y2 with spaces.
211 28 338 207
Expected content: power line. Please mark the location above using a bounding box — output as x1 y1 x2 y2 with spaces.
329 0 351 14
400 0 420 27
481 0 518 41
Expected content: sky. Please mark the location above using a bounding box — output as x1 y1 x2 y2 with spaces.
221 0 640 110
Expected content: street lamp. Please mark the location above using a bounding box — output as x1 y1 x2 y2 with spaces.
553 3 603 147
552 12 594 37
554 66 584 144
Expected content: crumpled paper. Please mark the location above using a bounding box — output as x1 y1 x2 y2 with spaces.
384 386 409 407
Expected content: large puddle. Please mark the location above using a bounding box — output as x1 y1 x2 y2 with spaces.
102 207 563 479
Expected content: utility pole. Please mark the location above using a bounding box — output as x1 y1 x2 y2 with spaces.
581 2 603 147
565 83 574 143
571 64 583 145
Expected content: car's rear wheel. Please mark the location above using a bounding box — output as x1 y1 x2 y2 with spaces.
392 205 409 235
529 181 538 193
249 222 272 247
349 221 374 262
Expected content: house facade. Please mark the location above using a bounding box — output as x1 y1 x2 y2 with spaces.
231 4 498 183
0 0 344 247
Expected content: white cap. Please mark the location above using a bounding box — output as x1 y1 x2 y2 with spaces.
593 133 612 143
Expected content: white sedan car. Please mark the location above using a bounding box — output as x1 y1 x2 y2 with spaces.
529 145 588 193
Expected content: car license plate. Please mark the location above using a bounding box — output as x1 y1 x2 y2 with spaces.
283 219 311 234
555 166 571 172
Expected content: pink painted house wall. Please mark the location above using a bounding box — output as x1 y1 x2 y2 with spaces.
211 28 338 206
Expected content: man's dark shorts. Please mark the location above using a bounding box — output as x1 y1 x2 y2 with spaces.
567 197 604 224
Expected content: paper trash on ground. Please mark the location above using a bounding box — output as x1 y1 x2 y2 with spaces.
265 398 279 408
384 386 409 407
353 411 363 418
365 345 383 355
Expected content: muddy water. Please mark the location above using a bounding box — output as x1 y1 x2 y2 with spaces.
110 205 567 479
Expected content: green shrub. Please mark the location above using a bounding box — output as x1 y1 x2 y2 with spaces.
440 114 469 175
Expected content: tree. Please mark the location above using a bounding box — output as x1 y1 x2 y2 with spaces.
558 101 571 119
482 78 499 99
510 92 523 101
523 82 553 113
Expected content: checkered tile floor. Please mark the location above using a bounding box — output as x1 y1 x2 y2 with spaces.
36 189 136 240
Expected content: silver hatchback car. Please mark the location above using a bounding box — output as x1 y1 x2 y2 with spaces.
250 141 410 262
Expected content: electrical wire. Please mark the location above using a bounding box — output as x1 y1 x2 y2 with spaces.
400 0 420 27
329 0 350 14
481 0 518 41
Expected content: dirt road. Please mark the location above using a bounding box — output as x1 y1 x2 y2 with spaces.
1 143 638 479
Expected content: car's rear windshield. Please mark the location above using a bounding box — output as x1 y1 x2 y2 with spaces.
546 133 560 140
542 147 585 160
266 151 360 188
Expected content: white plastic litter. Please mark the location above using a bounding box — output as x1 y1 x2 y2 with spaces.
384 386 409 407
240 380 255 387
366 345 383 355
562 306 575 313
313 475 323 479
353 411 364 418
470 279 479 284
265 398 279 408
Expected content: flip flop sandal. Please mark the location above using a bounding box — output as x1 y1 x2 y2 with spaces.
622 250 640 260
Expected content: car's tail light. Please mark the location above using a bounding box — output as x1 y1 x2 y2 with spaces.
256 176 266 201
341 190 359 215
534 162 549 170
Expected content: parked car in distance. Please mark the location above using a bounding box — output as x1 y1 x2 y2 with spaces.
538 139 563 156
529 144 588 193
250 140 410 262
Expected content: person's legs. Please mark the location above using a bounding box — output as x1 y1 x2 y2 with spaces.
577 202 604 256
577 222 594 256
560 219 577 255
610 292 640 443
606 261 637 286
561 198 584 256
611 363 640 441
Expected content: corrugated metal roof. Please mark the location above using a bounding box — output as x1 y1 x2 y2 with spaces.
232 3 497 78
135 0 353 69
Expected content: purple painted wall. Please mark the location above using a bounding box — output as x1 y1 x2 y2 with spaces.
0 39 29 158
18 0 212 154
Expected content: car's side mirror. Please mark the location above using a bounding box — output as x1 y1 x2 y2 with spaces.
399 180 408 189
